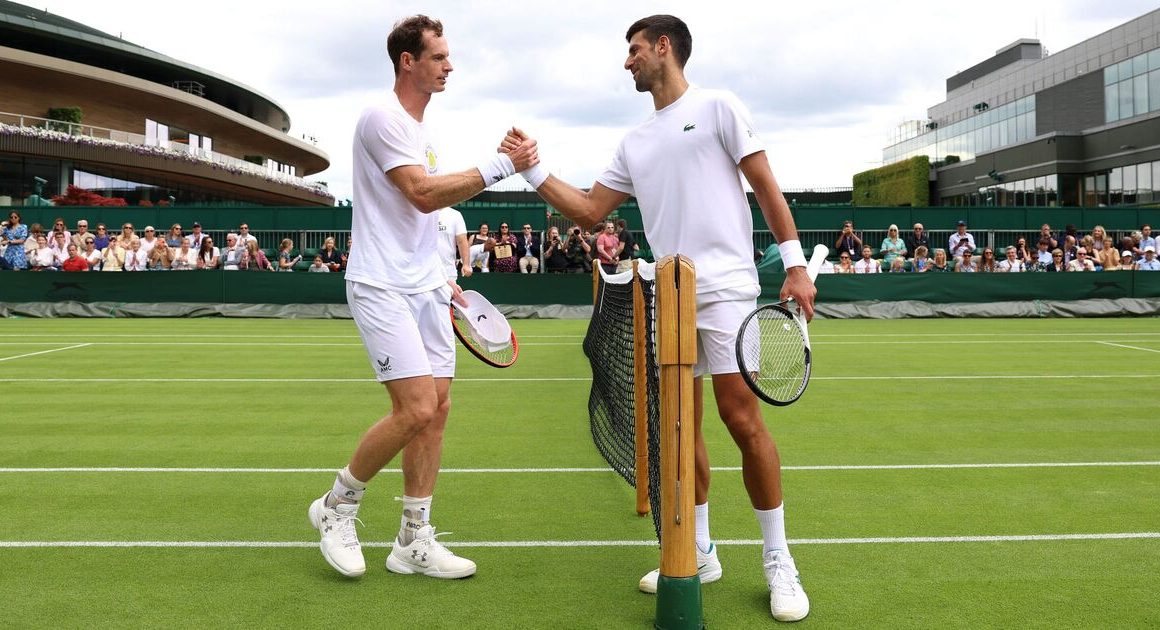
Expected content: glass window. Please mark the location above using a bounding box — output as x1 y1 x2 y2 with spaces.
1110 167 1122 192
1027 110 1035 138
1151 70 1160 113
1118 59 1135 80
1119 79 1135 119
1150 49 1160 71
1124 163 1137 191
1106 84 1120 121
1154 162 1160 196
991 123 1000 149
1135 74 1149 115
1139 163 1152 194
1105 65 1119 85
1134 55 1149 77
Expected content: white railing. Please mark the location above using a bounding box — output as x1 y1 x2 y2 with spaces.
0 111 330 198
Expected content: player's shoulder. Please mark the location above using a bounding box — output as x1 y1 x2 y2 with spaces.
358 99 410 128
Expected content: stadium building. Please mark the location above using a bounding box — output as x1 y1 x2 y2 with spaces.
883 8 1160 207
0 0 332 206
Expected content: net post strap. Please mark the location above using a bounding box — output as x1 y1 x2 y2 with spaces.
632 258 650 516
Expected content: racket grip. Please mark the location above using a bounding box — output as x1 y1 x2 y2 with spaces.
806 244 829 282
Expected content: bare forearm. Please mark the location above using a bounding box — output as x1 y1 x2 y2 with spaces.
754 185 799 244
407 169 488 214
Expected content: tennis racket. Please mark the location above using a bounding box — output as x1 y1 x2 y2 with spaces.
450 290 519 368
735 244 828 405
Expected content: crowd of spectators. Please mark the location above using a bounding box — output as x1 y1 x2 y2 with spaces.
825 219 1160 274
461 217 637 275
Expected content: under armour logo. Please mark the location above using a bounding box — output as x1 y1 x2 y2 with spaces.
411 550 427 562
324 526 333 533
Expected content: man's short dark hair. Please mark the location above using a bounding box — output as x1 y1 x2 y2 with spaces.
388 15 443 74
616 219 627 230
626 15 692 68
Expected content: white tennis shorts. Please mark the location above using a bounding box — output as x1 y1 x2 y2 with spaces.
347 280 455 382
693 283 760 377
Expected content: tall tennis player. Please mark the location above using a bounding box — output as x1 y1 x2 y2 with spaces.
308 14 538 580
501 15 816 622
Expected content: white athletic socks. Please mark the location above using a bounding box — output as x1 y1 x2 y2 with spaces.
754 503 789 556
398 495 432 546
695 503 711 553
326 466 367 507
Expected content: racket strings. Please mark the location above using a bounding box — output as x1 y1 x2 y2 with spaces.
451 308 516 366
740 307 809 403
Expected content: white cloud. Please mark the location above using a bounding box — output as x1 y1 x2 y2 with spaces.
35 0 1160 203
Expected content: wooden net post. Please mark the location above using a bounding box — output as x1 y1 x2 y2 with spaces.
653 254 702 630
632 259 649 516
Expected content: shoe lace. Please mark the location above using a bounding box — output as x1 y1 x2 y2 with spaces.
412 527 457 559
332 507 363 549
765 556 800 597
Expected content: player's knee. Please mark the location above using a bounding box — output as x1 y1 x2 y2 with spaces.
720 412 769 448
396 398 440 435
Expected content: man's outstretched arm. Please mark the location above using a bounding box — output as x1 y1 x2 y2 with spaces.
388 139 539 214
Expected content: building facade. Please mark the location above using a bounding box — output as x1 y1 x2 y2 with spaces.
0 0 332 206
884 9 1160 207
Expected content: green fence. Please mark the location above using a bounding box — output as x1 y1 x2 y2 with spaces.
3 271 1159 307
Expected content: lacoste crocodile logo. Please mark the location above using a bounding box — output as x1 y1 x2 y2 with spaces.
683 123 695 132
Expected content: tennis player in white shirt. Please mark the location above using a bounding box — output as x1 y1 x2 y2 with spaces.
307 14 538 581
501 14 815 622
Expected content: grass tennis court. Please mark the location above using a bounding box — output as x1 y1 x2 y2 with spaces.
1 316 1158 628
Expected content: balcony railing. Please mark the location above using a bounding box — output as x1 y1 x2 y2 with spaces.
0 111 331 199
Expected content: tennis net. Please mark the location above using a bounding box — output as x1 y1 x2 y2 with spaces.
582 262 662 539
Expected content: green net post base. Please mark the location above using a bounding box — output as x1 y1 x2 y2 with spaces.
654 575 704 630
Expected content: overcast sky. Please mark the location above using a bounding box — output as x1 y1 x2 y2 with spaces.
37 0 1160 203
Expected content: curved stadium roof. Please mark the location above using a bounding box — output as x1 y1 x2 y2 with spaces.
0 0 292 132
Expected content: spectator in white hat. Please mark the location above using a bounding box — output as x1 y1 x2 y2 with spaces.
1139 246 1160 271
140 226 158 256
1118 250 1136 271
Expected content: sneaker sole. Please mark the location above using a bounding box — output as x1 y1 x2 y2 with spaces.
385 553 476 579
772 606 809 622
308 499 365 578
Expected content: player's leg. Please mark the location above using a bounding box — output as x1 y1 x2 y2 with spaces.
386 286 476 579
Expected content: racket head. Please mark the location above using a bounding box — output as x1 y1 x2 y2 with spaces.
735 302 811 406
449 291 518 368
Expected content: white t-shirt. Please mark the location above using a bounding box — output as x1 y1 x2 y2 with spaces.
853 258 881 274
597 87 764 294
436 207 468 279
346 94 444 294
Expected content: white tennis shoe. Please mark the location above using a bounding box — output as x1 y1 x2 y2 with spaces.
308 494 365 577
386 524 477 579
764 550 810 622
638 543 723 593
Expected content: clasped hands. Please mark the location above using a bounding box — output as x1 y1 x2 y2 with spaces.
499 127 537 171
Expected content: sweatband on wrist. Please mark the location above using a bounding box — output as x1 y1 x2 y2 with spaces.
476 153 515 186
521 163 549 189
778 240 807 269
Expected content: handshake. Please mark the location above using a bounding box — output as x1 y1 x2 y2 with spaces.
489 128 549 189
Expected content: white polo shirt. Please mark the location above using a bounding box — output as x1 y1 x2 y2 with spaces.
346 93 444 294
436 207 467 279
597 87 764 294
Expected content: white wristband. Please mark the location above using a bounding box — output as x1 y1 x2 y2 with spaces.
521 163 549 189
778 240 807 269
477 153 515 186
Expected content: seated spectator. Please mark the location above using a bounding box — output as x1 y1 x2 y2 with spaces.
116 223 137 249
165 224 185 248
490 223 519 272
595 222 621 274
949 220 975 258
879 224 907 267
1139 224 1157 255
954 249 978 272
1060 224 1080 248
543 226 569 273
60 243 88 272
468 223 491 273
185 222 207 250
887 257 907 273
616 219 638 273
1035 238 1054 268
1140 246 1160 271
171 239 197 271
83 237 102 271
853 246 880 274
834 219 863 260
1013 236 1033 263
910 245 931 272
70 219 93 251
123 238 148 271
47 217 71 253
1060 235 1079 267
221 234 245 270
1118 250 1137 271
238 223 258 247
197 237 220 270
276 238 301 272
1121 235 1139 259
928 248 952 272
1038 223 1059 250
904 223 928 256
1044 249 1066 272
241 240 272 271
1080 235 1096 262
1096 238 1119 271
564 225 591 272
1089 226 1108 254
516 224 541 273
979 248 999 272
101 239 125 272
1062 248 1090 272
92 223 110 250
319 237 344 273
148 240 172 271
29 235 55 271
834 251 855 274
308 255 330 272
997 247 1025 272
140 226 159 256
51 234 69 269
24 223 44 256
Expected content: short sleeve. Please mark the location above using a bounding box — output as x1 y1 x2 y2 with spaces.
715 91 765 164
360 107 423 174
453 210 467 237
596 140 634 196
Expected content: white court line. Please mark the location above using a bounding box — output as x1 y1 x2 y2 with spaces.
1097 341 1160 355
2 332 1159 339
2 374 1159 384
0 342 579 347
0 343 91 363
1 532 1156 549
2 461 1157 474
